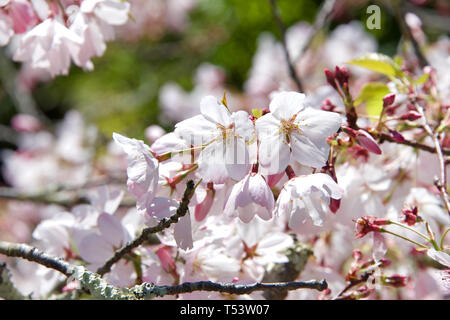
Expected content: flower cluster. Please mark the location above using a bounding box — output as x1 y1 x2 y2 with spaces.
1 0 131 77
113 91 344 250
0 6 449 301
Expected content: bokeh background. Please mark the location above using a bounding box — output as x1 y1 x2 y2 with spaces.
0 0 448 176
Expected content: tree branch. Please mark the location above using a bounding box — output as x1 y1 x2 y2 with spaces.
292 0 336 64
376 132 450 156
143 279 327 297
0 263 27 300
0 241 73 276
0 240 327 300
96 180 196 276
395 1 430 69
268 0 303 92
415 104 450 214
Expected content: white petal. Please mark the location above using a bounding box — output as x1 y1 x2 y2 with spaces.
174 214 193 250
290 132 329 168
255 113 280 138
197 141 229 184
307 173 344 199
427 249 450 268
288 205 308 229
113 133 159 210
200 95 231 126
224 179 245 217
98 212 126 248
269 91 306 120
230 110 254 141
295 107 342 146
248 173 274 211
258 132 291 175
94 0 130 25
225 136 250 181
146 197 179 220
174 115 217 146
78 233 113 264
238 205 256 223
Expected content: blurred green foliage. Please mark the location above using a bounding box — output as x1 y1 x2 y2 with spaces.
0 0 412 142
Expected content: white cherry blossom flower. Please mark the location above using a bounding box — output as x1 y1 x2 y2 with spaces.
255 91 342 175
112 132 159 211
224 172 274 223
80 0 130 26
13 18 83 77
175 95 254 184
275 173 344 229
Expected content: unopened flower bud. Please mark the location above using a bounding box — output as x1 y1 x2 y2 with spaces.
388 129 405 143
383 93 396 107
145 125 166 144
324 68 337 89
401 206 421 226
379 258 392 268
400 110 422 121
382 274 408 288
321 98 337 112
194 183 215 222
11 114 42 133
335 66 349 86
356 129 382 155
156 246 176 274
354 216 390 239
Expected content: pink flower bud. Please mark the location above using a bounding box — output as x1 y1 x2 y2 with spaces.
342 126 357 138
354 216 390 239
347 144 369 162
11 113 42 132
379 258 392 268
145 125 165 144
382 93 395 107
156 246 176 274
194 183 215 222
401 206 421 226
324 68 337 89
321 98 337 112
334 66 349 86
356 129 382 155
388 129 405 143
382 274 408 288
400 110 422 121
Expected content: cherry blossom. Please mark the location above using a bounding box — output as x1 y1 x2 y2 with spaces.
224 171 274 223
175 95 254 183
112 132 159 211
275 173 344 229
255 91 342 174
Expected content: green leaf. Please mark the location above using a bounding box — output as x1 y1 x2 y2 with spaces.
347 53 402 77
354 82 391 119
414 73 429 85
251 108 263 119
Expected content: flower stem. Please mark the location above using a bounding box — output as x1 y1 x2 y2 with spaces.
381 229 428 249
440 228 450 251
389 221 431 242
